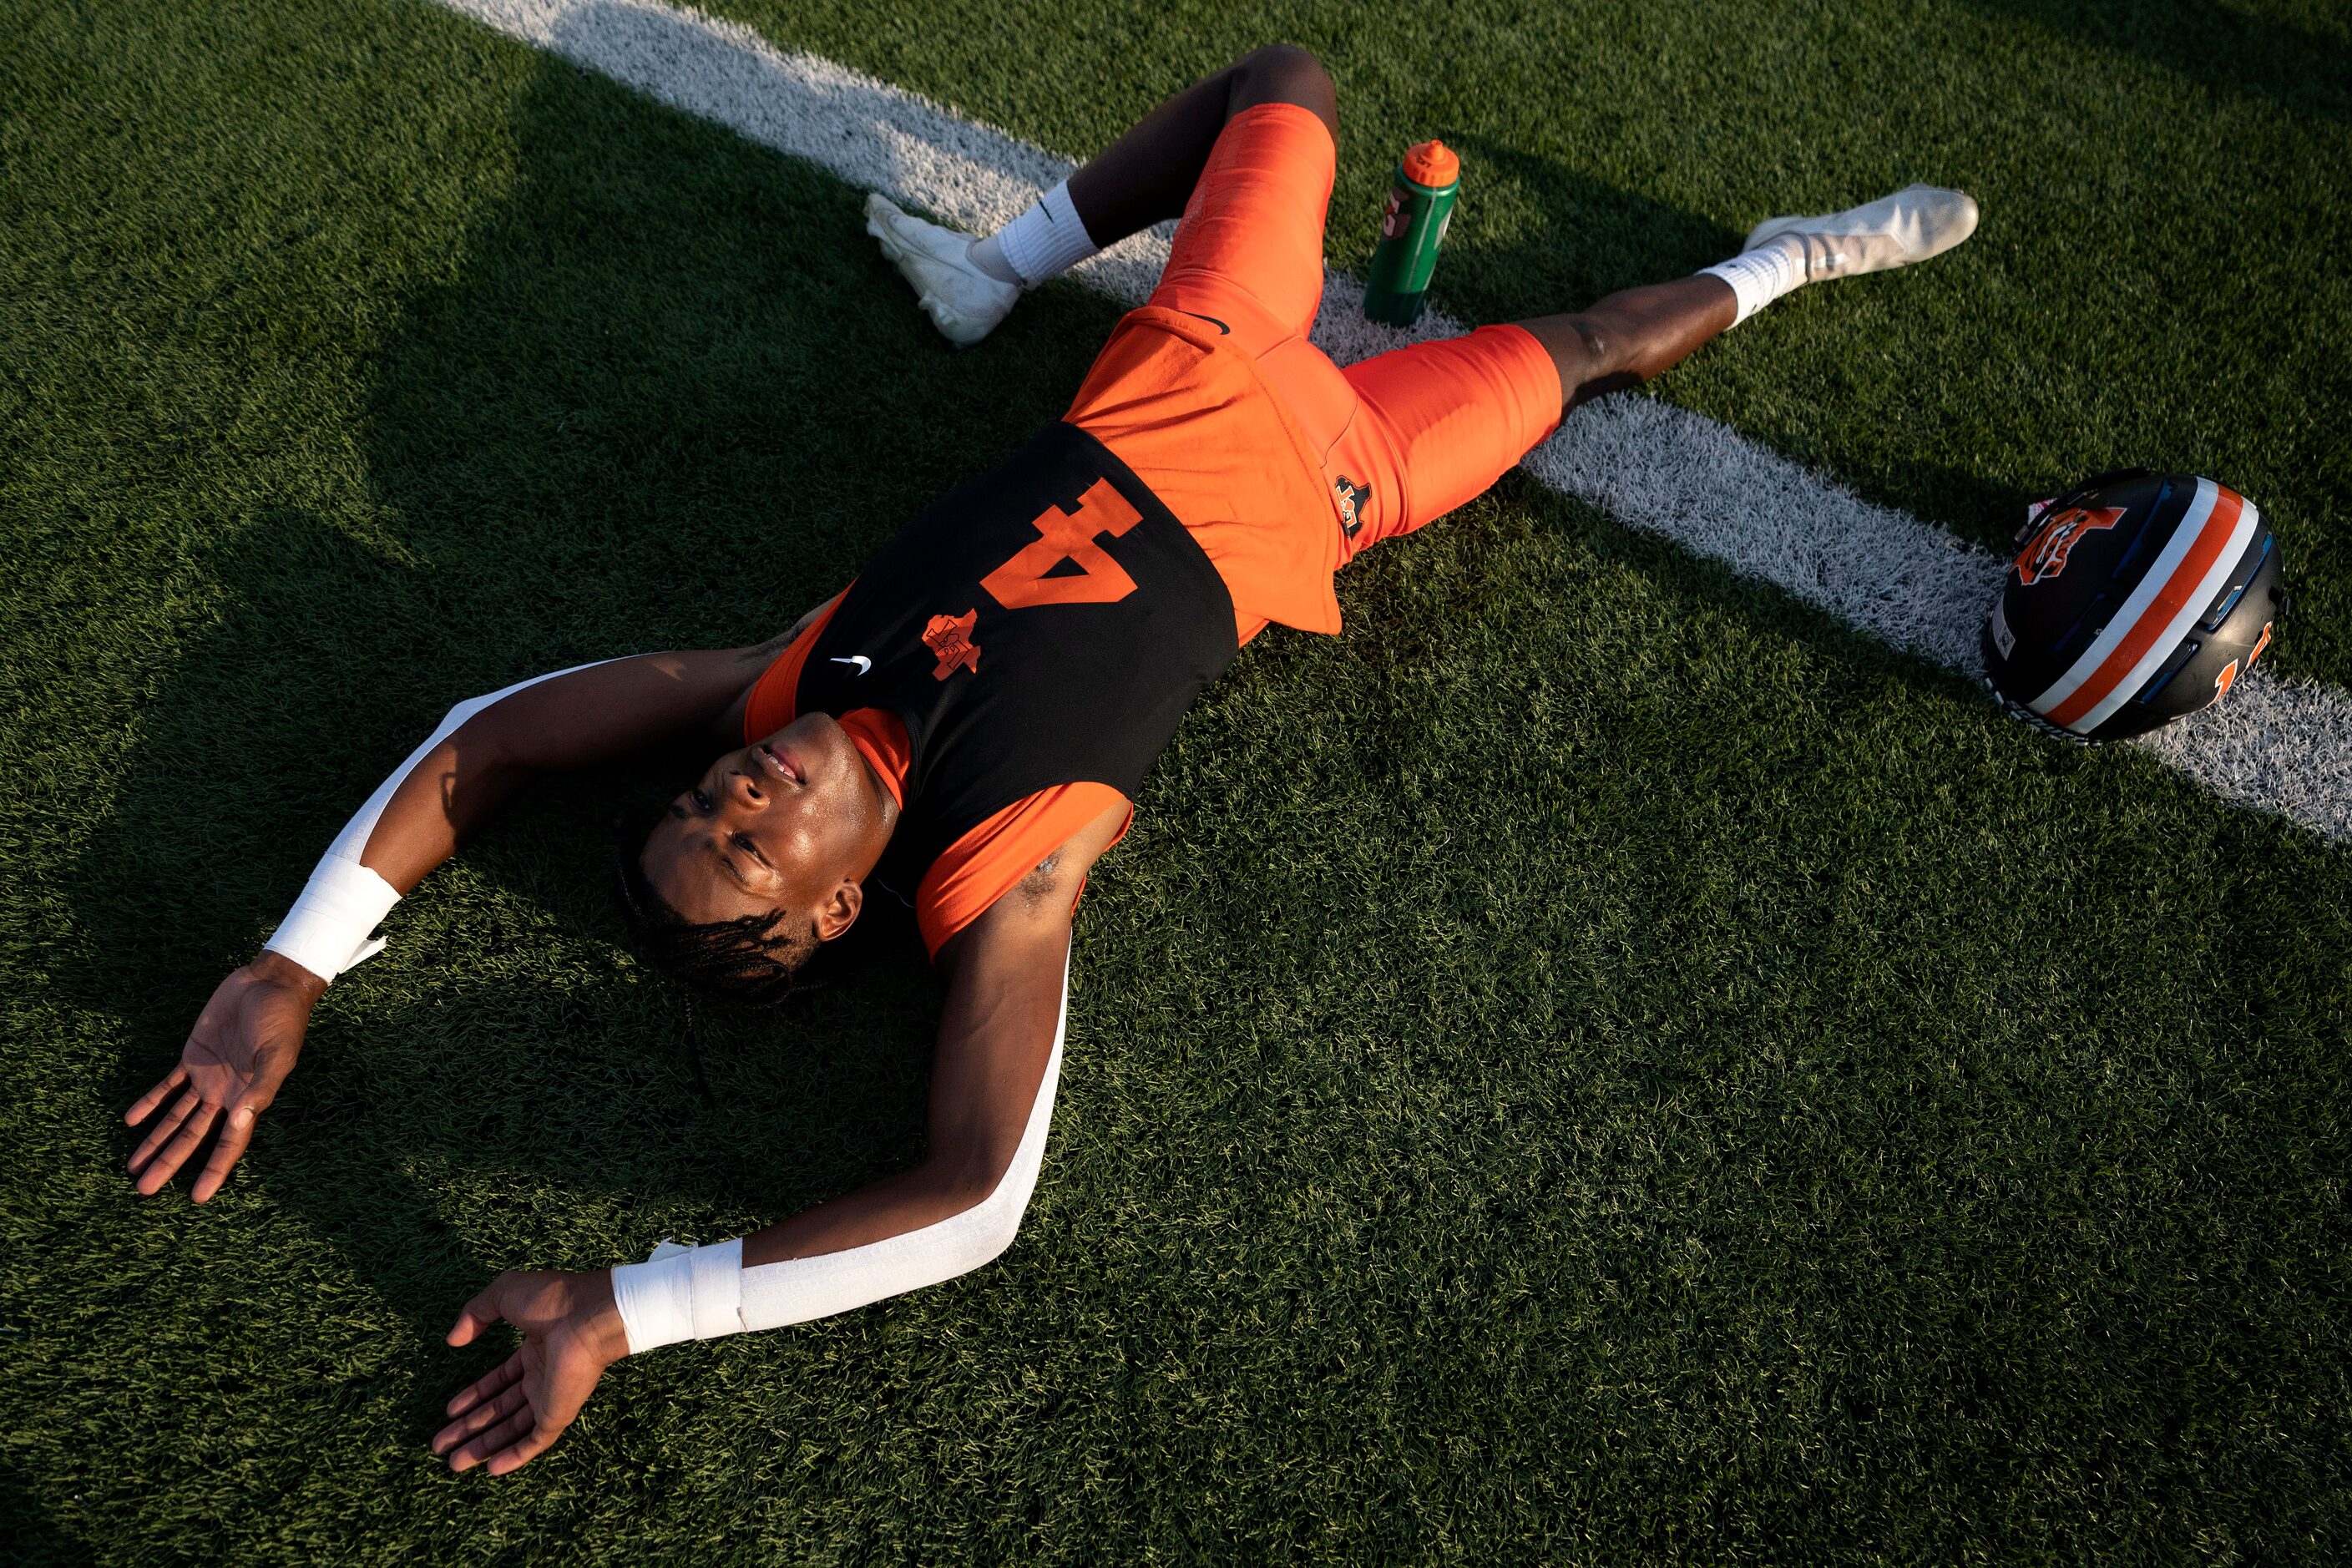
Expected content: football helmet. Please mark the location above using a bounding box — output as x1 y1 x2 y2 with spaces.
1982 469 2282 742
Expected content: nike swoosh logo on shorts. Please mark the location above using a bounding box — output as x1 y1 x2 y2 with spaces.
832 655 873 674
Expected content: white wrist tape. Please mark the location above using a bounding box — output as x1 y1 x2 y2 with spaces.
610 955 1070 1355
260 660 616 986
611 1237 745 1353
261 854 402 984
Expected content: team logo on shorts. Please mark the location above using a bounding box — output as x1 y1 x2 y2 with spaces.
1334 475 1372 538
2016 503 2128 585
923 609 982 680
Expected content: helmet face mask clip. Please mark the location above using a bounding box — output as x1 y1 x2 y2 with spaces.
1981 471 2283 744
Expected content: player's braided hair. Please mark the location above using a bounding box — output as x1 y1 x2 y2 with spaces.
613 812 817 1008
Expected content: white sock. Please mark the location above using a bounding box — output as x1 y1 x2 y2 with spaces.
989 181 1100 288
968 233 1023 286
1697 236 1805 327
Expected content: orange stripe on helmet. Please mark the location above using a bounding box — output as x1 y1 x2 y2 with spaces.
2046 487 2246 731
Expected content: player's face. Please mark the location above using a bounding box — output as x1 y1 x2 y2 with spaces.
637 711 873 931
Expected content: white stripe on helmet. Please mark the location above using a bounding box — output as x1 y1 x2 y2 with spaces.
2030 479 2257 733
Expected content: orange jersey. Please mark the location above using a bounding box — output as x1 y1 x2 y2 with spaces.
747 102 1562 958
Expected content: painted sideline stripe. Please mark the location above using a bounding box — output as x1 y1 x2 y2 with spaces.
430 0 2352 845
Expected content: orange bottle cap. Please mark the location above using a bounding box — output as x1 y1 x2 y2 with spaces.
1403 139 1459 188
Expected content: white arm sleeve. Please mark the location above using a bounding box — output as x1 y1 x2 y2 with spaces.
611 954 1070 1354
260 660 616 984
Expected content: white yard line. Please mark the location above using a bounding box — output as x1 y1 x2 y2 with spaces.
435 0 2352 843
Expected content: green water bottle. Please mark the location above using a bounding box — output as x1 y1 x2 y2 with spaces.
1362 139 1459 327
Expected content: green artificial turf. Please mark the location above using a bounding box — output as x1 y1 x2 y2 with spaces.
2 0 2348 1561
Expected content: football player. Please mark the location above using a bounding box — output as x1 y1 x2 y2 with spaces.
124 45 1976 1474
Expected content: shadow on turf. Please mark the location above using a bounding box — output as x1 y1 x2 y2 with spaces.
1431 136 2051 544
1436 134 1748 319
57 52 1131 1374
0 1461 94 1568
1965 0 2351 125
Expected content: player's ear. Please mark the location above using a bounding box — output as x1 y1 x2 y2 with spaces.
814 879 863 944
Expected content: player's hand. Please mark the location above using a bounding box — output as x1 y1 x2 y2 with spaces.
125 951 326 1201
433 1269 631 1476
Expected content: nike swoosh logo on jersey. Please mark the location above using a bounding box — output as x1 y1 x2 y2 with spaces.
831 655 873 674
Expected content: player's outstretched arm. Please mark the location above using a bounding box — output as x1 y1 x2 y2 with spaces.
432 832 1100 1475
124 638 798 1201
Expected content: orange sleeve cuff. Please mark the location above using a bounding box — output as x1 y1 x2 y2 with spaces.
913 783 1131 958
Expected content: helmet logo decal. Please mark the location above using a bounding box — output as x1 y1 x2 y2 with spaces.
2218 620 2276 702
2213 659 2238 699
2016 504 2128 585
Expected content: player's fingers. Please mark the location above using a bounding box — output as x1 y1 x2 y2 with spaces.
444 1284 509 1348
459 1383 531 1440
443 1353 524 1419
128 1087 201 1170
483 1422 563 1478
447 1408 534 1472
126 1066 188 1125
432 1383 527 1454
188 1107 257 1203
134 1103 220 1195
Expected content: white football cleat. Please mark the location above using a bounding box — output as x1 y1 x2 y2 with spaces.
864 193 1020 347
1743 184 1980 282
